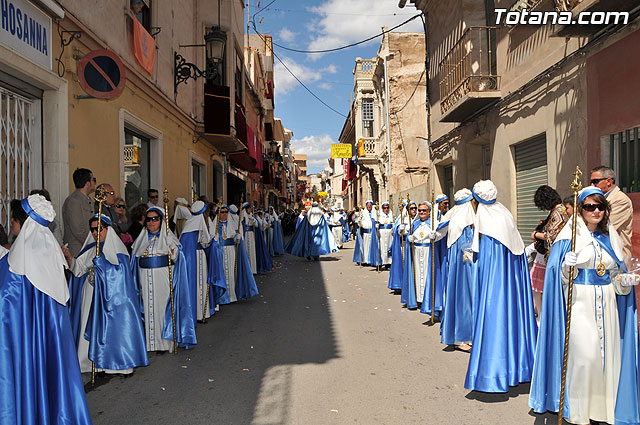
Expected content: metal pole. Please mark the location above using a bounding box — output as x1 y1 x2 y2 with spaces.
430 191 436 325
163 189 178 355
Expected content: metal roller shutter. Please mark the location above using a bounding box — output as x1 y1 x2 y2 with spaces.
515 135 548 243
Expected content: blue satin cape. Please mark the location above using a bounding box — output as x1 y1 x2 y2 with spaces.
205 237 229 312
179 230 206 324
440 226 476 345
80 254 149 370
254 221 273 274
285 215 334 258
0 258 92 424
421 219 448 317
272 220 285 255
387 216 404 291
341 217 350 243
464 235 538 393
529 237 640 424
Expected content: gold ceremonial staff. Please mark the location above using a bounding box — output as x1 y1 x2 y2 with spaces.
91 185 107 386
163 189 178 355
357 205 364 268
430 190 436 325
558 166 582 425
202 198 223 322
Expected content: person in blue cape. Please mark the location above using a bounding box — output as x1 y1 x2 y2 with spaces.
420 204 449 319
439 189 476 352
179 201 213 322
268 206 285 255
399 201 417 305
68 214 148 374
130 206 196 351
388 200 408 292
529 186 640 425
240 203 259 273
285 202 336 260
353 200 381 267
464 180 537 393
253 210 273 274
328 209 344 249
210 205 259 303
340 208 351 243
296 209 307 231
435 193 450 219
377 202 394 269
0 195 91 424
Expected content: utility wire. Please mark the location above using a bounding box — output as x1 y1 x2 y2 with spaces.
253 0 277 18
252 14 421 54
394 69 425 113
251 28 347 118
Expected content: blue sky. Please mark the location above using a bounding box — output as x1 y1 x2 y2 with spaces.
251 0 423 174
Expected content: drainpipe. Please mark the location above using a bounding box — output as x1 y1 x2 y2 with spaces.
383 52 393 200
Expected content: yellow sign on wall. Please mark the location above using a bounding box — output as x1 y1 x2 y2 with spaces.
331 143 352 158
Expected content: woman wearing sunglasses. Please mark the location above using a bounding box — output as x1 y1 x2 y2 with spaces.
130 207 196 352
402 201 436 310
68 214 148 376
530 186 640 425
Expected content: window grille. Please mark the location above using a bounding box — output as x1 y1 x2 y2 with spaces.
609 128 639 193
362 99 374 138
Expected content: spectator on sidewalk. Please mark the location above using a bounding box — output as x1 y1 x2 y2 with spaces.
62 168 95 257
147 189 161 209
590 165 633 260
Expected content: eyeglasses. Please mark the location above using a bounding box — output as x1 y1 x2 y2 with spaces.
89 226 100 233
105 191 115 196
409 206 417 210
114 204 125 209
220 210 229 214
92 177 96 183
145 216 161 222
149 195 159 199
590 177 608 185
382 206 390 209
582 203 606 212
418 209 429 212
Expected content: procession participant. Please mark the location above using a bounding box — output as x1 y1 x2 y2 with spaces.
328 209 344 249
262 209 276 256
131 206 196 352
179 201 213 322
339 208 351 242
286 202 337 261
354 201 381 266
421 200 449 320
403 202 436 309
436 194 449 219
241 203 259 273
68 214 148 375
296 208 307 230
388 200 408 292
400 201 418 305
377 202 394 269
172 197 191 237
352 206 365 265
269 206 285 255
529 186 640 425
439 189 476 351
1 195 92 424
254 210 273 274
464 180 537 393
210 205 259 303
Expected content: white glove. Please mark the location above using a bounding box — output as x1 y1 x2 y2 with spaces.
234 233 242 242
375 223 380 229
427 230 437 240
407 235 415 243
563 251 578 267
616 273 640 286
398 224 405 233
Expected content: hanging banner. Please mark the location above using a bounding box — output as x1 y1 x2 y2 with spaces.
331 143 352 159
132 16 155 74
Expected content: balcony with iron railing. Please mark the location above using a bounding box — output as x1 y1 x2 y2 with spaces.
439 26 501 122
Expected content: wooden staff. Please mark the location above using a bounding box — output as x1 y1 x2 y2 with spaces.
375 202 382 273
407 193 416 298
558 166 582 425
357 205 364 268
92 185 107 386
399 201 405 263
202 198 222 322
430 190 436 325
162 189 178 354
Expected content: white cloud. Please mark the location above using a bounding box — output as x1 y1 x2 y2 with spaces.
274 56 339 97
318 82 332 90
291 134 336 172
307 0 423 59
279 28 296 43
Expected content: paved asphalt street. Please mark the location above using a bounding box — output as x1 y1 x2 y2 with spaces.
86 240 557 425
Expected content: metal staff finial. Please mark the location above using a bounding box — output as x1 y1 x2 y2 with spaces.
163 188 178 355
558 165 583 425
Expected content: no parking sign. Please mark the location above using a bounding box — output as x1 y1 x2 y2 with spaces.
77 49 126 99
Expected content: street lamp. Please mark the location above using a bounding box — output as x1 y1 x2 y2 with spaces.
174 27 227 94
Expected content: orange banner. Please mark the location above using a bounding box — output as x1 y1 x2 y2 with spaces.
132 17 155 75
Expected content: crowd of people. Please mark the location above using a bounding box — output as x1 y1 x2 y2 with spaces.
323 165 638 425
0 168 289 424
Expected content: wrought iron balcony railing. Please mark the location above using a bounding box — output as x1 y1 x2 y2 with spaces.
439 26 500 117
